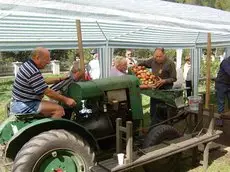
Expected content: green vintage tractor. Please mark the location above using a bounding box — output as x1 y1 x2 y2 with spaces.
0 75 186 172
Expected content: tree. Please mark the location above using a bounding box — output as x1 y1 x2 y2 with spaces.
176 0 230 11
1 51 31 62
133 49 152 59
113 49 126 56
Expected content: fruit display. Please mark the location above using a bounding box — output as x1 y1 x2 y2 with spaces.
130 65 160 89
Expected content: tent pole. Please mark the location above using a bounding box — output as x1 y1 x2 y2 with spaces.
205 33 212 109
76 19 85 79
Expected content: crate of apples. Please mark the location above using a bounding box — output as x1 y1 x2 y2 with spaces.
131 65 160 89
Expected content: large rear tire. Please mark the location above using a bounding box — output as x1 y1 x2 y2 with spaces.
143 125 181 172
12 129 95 172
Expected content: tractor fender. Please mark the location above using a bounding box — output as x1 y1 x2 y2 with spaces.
5 118 99 160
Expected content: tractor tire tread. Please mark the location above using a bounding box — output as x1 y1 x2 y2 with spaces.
13 129 94 172
143 124 180 148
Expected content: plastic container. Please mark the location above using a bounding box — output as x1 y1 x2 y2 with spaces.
188 96 202 111
117 153 125 165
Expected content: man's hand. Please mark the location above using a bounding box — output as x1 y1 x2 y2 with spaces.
155 79 166 88
64 97 77 107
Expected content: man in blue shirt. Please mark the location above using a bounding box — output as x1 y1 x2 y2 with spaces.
215 56 230 117
11 47 76 118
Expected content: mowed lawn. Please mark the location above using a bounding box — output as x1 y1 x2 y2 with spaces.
0 77 230 172
0 77 13 121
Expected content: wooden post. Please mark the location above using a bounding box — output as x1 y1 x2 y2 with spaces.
76 20 85 79
125 121 133 164
192 102 203 166
197 102 204 130
203 142 212 171
208 104 215 135
205 33 211 109
116 118 122 154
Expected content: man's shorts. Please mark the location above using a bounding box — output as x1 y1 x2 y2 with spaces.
10 100 41 115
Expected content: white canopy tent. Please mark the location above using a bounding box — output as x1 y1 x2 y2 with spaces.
1 0 230 95
1 0 230 50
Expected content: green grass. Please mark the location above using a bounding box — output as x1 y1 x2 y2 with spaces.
0 77 13 121
142 95 151 127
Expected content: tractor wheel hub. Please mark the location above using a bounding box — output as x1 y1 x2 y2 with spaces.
54 168 63 172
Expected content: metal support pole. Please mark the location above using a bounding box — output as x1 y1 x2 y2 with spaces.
203 142 212 171
208 104 215 135
105 41 109 78
191 49 195 95
116 118 122 154
101 47 107 78
125 121 133 164
192 48 199 96
108 48 113 77
99 48 103 79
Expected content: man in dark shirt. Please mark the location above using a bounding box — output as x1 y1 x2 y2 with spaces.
139 48 177 124
215 56 230 116
11 47 77 118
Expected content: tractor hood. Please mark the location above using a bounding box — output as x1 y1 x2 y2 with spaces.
67 75 140 101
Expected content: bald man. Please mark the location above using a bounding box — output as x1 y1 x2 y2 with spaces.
10 47 76 118
138 48 176 125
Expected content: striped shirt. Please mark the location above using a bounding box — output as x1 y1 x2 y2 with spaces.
12 59 48 102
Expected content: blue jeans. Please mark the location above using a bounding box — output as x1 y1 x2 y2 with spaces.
215 83 230 113
10 100 41 115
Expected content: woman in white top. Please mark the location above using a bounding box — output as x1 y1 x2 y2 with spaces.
88 49 100 79
183 56 192 97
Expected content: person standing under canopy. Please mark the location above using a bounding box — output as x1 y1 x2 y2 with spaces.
138 48 177 124
183 56 192 97
88 49 100 80
125 49 137 68
215 56 230 126
110 56 128 77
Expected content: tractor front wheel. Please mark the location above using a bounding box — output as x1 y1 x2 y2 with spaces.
143 125 181 172
12 129 95 172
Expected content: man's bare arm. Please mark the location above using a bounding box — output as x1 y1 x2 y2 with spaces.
45 76 69 85
44 88 76 107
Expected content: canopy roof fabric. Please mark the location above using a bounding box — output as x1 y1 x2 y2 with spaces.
0 0 230 51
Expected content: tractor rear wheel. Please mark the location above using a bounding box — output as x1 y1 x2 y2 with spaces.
143 125 181 172
143 124 181 148
12 129 95 172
